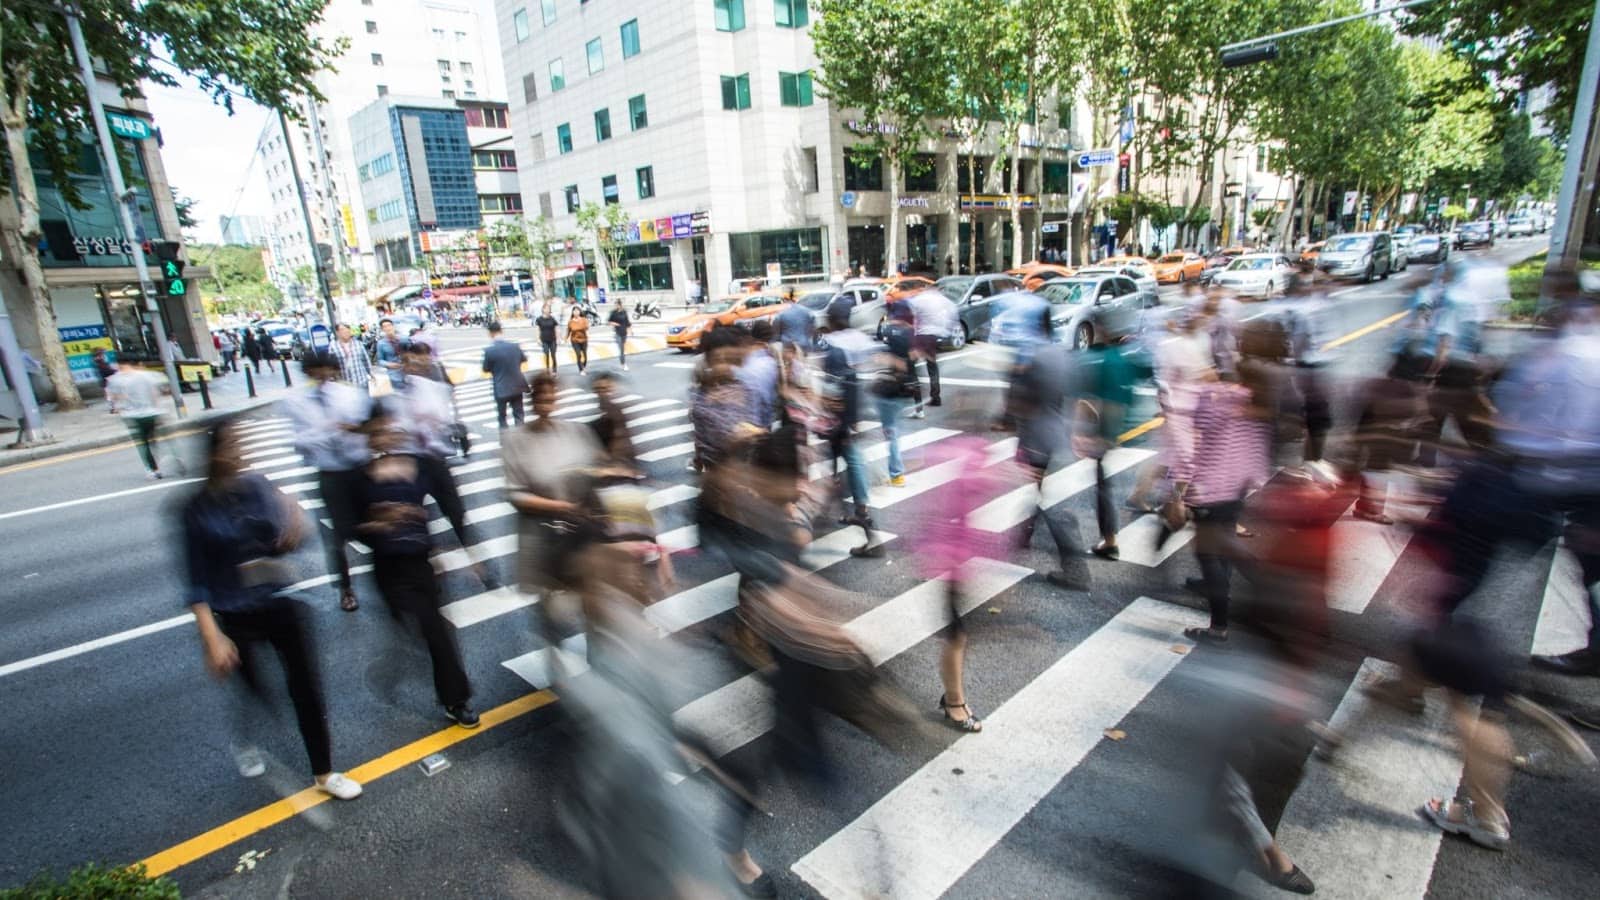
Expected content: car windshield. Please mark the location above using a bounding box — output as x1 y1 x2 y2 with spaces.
798 292 834 310
700 300 736 314
1325 235 1371 252
1157 254 1185 263
938 277 974 301
1228 257 1274 271
1043 282 1094 304
1415 236 1439 245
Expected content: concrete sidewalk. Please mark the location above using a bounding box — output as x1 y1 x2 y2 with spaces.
0 361 299 470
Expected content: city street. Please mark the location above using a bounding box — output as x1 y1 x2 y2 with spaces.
2 237 1596 898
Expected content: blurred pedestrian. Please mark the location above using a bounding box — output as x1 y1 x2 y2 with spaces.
92 347 118 413
590 370 639 474
819 303 882 557
106 361 172 479
181 418 362 800
503 371 605 600
330 323 371 390
873 303 919 486
1012 335 1091 590
375 318 405 389
255 328 277 372
567 305 591 374
908 287 957 409
1077 336 1136 559
284 350 371 612
217 331 238 373
395 343 484 580
242 328 263 374
608 303 632 371
482 320 529 429
535 303 560 372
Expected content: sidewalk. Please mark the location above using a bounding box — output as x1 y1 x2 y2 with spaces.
0 362 299 469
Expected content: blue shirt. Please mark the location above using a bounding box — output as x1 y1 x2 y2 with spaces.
183 475 294 612
376 336 405 387
776 303 814 347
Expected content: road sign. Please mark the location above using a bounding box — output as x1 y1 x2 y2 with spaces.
1041 222 1061 234
1077 149 1116 168
840 191 857 208
422 288 434 300
105 111 151 141
309 324 331 352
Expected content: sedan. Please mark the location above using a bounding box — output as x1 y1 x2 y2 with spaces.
1407 234 1449 264
1037 275 1156 348
1455 221 1495 250
1151 251 1206 284
1007 262 1078 292
1211 253 1296 299
807 285 888 337
1075 264 1158 295
666 293 790 350
1200 247 1248 284
935 273 1023 347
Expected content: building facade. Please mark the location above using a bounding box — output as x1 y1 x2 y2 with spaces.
219 214 269 247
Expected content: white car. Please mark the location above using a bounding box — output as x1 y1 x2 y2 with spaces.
1075 264 1158 295
1507 215 1534 237
1211 253 1297 299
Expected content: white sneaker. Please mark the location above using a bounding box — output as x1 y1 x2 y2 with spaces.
234 746 266 779
316 772 363 800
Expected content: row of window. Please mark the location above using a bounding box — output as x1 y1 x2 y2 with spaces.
552 94 648 155
479 194 524 213
530 17 641 103
464 107 509 129
559 166 655 214
840 153 1040 193
717 0 809 32
358 153 397 183
721 71 813 110
367 198 406 224
472 149 516 170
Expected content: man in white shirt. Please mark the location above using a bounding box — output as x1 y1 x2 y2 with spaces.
284 350 372 611
907 288 958 409
106 362 171 478
395 343 479 566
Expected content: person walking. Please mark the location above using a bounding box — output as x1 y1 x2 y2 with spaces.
284 351 371 612
330 323 371 391
908 287 957 410
374 318 405 390
256 328 277 372
535 304 561 372
92 348 118 413
242 328 263 374
590 370 640 473
819 304 882 558
181 417 362 800
1012 336 1092 590
873 304 919 487
481 320 529 429
567 304 592 374
355 401 479 728
106 361 172 479
395 343 484 580
1077 337 1136 560
217 330 238 373
608 303 632 371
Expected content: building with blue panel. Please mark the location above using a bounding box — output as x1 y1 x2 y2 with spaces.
350 96 482 273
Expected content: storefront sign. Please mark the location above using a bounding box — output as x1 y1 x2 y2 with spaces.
655 217 674 239
71 235 136 257
671 214 693 239
959 194 1038 211
690 210 711 235
626 222 642 243
845 120 898 135
1077 149 1116 167
59 324 114 384
341 205 358 248
1041 222 1061 234
106 111 152 141
897 197 930 208
638 219 657 242
840 191 857 209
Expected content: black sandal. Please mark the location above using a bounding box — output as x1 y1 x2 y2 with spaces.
938 694 983 733
1183 626 1227 644
340 589 360 612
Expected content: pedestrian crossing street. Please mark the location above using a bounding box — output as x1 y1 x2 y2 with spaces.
226 372 1593 899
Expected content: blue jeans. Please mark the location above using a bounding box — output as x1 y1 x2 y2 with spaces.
829 430 871 511
875 395 907 478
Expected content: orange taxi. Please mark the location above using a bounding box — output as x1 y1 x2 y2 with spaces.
666 293 791 351
1007 262 1077 291
1300 241 1325 265
881 274 935 301
1151 251 1206 284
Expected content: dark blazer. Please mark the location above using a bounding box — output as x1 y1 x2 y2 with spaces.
482 338 528 400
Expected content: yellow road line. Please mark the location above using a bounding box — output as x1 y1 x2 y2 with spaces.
1117 416 1165 444
138 690 557 877
1320 310 1408 351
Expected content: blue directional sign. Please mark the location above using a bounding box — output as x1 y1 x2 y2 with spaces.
1077 149 1116 168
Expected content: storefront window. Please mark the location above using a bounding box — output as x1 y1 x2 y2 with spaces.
97 283 167 360
729 227 824 280
1043 161 1072 193
35 133 164 268
613 242 674 291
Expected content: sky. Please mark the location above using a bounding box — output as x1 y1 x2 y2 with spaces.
141 77 274 244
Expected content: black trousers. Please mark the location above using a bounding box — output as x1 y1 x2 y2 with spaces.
316 469 362 594
496 394 525 429
1094 457 1116 542
417 453 471 547
125 415 159 472
1192 501 1244 630
373 553 472 707
541 340 558 371
913 335 941 403
215 602 333 776
572 341 588 371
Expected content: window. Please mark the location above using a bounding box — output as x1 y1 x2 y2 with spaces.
549 58 565 91
564 184 580 213
376 199 405 222
904 153 938 192
1042 161 1071 193
464 80 475 91
594 108 612 142
514 8 531 42
464 107 484 126
586 38 604 74
523 72 539 103
620 19 641 58
479 194 524 213
714 0 745 32
556 123 572 154
636 165 655 199
627 94 648 130
779 70 813 107
602 174 619 205
455 30 466 41
461 62 473 75
529 133 545 161
615 242 674 291
365 20 378 33
377 84 389 96
541 0 557 25
843 152 883 191
369 154 396 177
473 150 517 170
774 0 808 27
442 89 456 99
483 107 508 128
720 74 751 110
730 228 825 279
438 59 452 73
371 53 385 66
539 192 554 218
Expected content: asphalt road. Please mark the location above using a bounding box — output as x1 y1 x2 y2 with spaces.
3 235 1595 899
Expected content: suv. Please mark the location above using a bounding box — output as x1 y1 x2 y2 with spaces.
1317 232 1393 283
934 273 1022 348
1455 221 1495 250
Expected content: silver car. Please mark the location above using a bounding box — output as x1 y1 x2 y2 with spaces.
1037 274 1158 348
801 284 887 337
1076 263 1158 295
1212 253 1298 299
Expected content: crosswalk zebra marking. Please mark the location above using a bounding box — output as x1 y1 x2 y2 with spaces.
1531 544 1590 657
1329 514 1415 614
1113 515 1195 567
970 448 1155 533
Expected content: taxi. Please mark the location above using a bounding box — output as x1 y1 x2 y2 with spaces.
666 293 791 351
1150 251 1206 284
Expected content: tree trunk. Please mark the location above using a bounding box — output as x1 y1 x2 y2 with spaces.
1034 103 1047 263
1009 128 1024 266
886 153 902 275
1 80 84 410
966 145 978 275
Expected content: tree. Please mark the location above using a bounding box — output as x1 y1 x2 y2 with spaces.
0 1 343 410
188 242 283 318
574 202 632 290
813 0 951 271
1394 44 1496 195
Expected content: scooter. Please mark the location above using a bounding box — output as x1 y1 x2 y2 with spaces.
572 297 601 325
632 299 661 319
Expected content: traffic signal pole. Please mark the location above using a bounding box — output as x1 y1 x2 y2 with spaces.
1547 0 1600 275
278 108 339 328
64 7 185 415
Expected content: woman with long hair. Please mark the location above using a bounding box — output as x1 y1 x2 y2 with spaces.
566 305 591 374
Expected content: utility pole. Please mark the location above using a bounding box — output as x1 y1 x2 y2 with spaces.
278 108 339 327
64 6 185 416
0 302 49 445
1547 0 1600 275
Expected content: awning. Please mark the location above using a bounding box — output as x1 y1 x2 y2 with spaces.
436 285 492 298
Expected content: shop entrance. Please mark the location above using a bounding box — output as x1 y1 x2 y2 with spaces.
905 222 939 274
847 224 886 277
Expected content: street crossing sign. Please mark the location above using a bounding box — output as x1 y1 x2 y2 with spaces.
1077 149 1116 168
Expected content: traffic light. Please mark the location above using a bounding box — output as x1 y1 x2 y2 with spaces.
161 258 186 296
1221 43 1278 68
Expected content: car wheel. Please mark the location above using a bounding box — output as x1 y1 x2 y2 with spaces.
1364 264 1374 284
1265 281 1275 298
1075 323 1093 349
950 324 968 350
1178 271 1186 283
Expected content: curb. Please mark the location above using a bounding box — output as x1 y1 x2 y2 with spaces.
0 394 282 470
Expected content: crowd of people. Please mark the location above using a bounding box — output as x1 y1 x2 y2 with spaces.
169 257 1600 896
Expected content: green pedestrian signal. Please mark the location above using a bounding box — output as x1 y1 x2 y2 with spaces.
167 278 186 296
160 258 185 296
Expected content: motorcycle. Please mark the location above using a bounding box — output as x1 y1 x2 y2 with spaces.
632 299 662 319
572 298 602 325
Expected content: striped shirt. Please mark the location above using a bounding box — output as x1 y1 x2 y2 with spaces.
331 338 371 388
1184 383 1271 507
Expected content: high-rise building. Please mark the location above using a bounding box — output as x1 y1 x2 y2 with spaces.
256 0 508 293
493 0 1084 302
218 214 268 247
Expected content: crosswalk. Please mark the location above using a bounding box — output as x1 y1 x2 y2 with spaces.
220 371 1595 898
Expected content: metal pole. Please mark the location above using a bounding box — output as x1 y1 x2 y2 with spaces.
1548 0 1600 275
0 304 50 444
277 108 339 327
64 8 185 416
1219 0 1443 53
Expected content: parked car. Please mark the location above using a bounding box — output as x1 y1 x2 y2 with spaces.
1006 262 1077 292
1299 241 1325 266
666 293 791 351
880 274 936 302
1099 255 1159 285
934 273 1023 348
1390 235 1411 273
1199 247 1249 285
1036 274 1159 348
1077 263 1158 295
1455 221 1495 250
1213 253 1299 299
807 283 888 337
1493 218 1510 238
1407 233 1450 264
1507 214 1534 237
1317 232 1394 282
1150 251 1206 284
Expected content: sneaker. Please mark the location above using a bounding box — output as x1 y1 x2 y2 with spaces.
889 475 907 487
908 408 927 419
446 703 481 728
234 746 266 779
315 772 363 800
146 470 164 481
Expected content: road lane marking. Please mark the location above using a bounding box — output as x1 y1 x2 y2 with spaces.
0 477 204 523
790 596 1204 899
1112 514 1194 567
0 614 194 678
1532 544 1590 657
1320 310 1408 350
